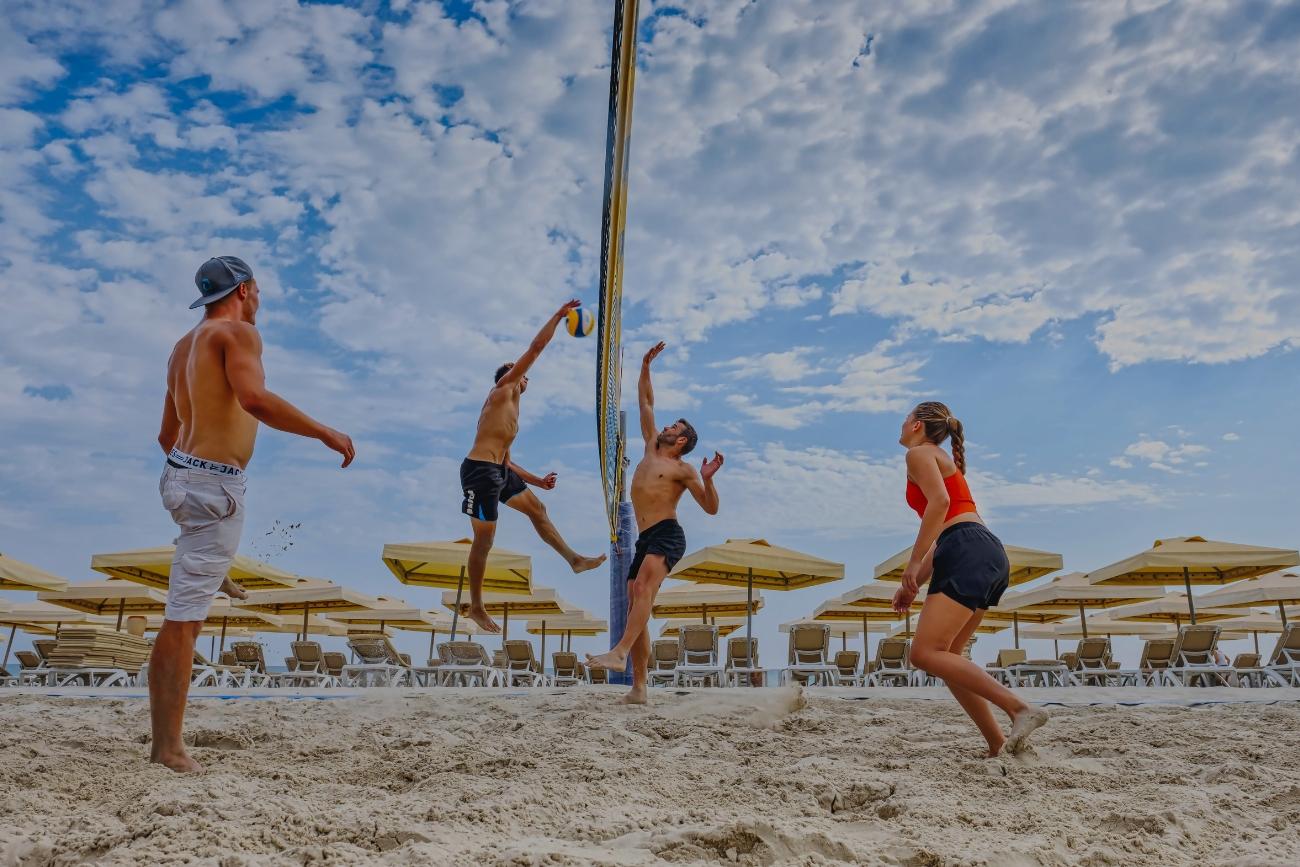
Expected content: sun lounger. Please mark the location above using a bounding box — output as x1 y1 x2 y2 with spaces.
1263 624 1300 686
14 650 52 686
551 651 582 686
1167 625 1232 687
1072 637 1121 685
867 637 912 686
834 650 863 686
673 624 725 687
646 639 680 687
725 636 761 687
276 641 339 687
432 641 503 686
587 664 609 684
341 635 411 686
1227 652 1266 687
784 623 839 686
230 641 276 687
502 640 548 686
323 652 347 679
985 648 1027 685
45 628 150 687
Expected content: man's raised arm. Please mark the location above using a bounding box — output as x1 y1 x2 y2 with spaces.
223 323 356 467
497 300 582 388
639 341 665 444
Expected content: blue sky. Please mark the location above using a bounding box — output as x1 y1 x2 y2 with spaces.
2 0 1298 667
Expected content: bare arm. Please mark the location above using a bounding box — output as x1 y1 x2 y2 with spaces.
684 452 724 515
497 300 581 388
157 389 181 454
639 341 665 446
903 447 949 588
223 324 356 467
506 459 557 490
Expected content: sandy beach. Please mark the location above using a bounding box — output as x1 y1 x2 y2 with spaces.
2 687 1299 865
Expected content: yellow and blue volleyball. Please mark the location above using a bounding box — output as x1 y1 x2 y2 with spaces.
566 306 595 337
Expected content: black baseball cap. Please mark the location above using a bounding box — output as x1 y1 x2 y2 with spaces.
191 256 254 309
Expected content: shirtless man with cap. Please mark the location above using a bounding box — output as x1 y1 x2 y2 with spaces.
152 256 354 772
586 342 723 703
460 299 606 633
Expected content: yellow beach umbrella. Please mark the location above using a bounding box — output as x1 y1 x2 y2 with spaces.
782 616 884 652
874 542 1062 586
327 603 452 663
661 616 748 639
39 580 168 629
91 545 300 591
669 538 842 650
236 578 387 640
995 572 1166 640
382 538 533 639
1086 536 1299 624
811 593 904 653
439 585 568 643
0 553 69 593
839 580 924 639
1196 571 1300 628
1105 592 1239 627
651 581 765 620
524 612 608 661
1021 616 1174 641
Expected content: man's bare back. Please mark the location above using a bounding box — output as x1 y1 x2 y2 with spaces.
167 321 260 469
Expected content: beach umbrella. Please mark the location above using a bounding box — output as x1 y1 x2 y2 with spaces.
661 616 748 639
651 581 765 622
524 612 607 664
781 616 882 652
1020 616 1174 641
1213 609 1293 653
811 592 904 654
382 538 532 640
1086 536 1298 625
0 553 69 593
669 538 843 653
91 545 300 590
38 580 168 630
839 580 923 642
236 578 387 640
1105 592 1240 628
439 585 568 644
874 542 1063 586
1195 571 1300 628
994 572 1166 639
327 603 450 663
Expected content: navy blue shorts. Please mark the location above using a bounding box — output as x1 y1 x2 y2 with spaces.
460 458 527 522
929 523 1010 611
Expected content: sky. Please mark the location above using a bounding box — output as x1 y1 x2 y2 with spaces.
2 0 1299 668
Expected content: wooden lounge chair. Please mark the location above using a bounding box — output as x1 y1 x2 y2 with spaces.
674 624 724 687
587 664 609 684
1264 624 1300 686
1074 637 1120 685
552 651 582 686
1136 638 1176 686
1167 625 1231 687
725 636 761 687
219 650 238 667
866 637 912 686
833 650 863 686
323 652 347 679
502 640 547 686
985 648 1026 685
1230 652 1266 687
230 641 275 686
785 623 839 686
278 641 338 687
434 641 503 686
341 635 410 686
647 639 680 687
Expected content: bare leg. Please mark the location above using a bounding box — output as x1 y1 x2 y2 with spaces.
910 594 1046 754
942 610 1005 757
148 619 205 773
219 576 247 600
505 491 606 573
587 555 669 671
620 620 651 705
466 517 501 634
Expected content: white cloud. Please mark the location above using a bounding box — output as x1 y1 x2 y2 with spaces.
713 347 819 382
1222 432 1240 442
1115 438 1211 473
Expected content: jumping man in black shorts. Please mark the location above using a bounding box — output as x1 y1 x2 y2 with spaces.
459 300 606 633
586 342 723 704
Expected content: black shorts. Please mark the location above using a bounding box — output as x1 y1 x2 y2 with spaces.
929 522 1010 611
460 458 527 522
626 519 686 584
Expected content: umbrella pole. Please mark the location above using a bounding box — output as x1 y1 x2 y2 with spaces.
220 617 228 654
56 622 61 636
302 606 309 642
116 598 125 632
502 604 509 643
1279 601 1289 628
1 624 16 673
1184 566 1196 625
905 608 912 638
1254 631 1260 655
1013 612 1020 649
842 632 847 652
210 634 216 658
745 568 754 661
1053 638 1060 659
862 612 869 658
1078 601 1088 639
450 568 466 642
540 622 546 673
428 628 437 664
702 603 707 625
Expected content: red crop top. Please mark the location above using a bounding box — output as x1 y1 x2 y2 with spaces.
906 471 978 522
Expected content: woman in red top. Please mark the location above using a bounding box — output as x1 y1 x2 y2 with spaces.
893 400 1048 756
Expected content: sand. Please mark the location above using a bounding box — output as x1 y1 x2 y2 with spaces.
2 686 1300 866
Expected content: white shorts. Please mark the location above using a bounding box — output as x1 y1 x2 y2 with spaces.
160 451 247 622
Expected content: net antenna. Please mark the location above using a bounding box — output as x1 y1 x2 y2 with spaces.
596 0 641 543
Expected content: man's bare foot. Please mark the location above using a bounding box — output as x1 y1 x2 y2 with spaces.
464 604 500 634
1005 707 1049 755
618 686 648 705
569 553 608 574
151 749 203 774
586 649 627 671
219 577 248 600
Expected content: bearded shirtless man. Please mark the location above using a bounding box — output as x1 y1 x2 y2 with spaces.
586 342 723 703
459 300 606 633
153 256 354 772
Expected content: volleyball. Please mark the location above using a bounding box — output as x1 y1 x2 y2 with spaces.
566 306 595 337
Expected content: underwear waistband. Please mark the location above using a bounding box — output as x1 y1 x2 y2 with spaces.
167 448 244 478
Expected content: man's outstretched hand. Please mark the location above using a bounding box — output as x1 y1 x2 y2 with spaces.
643 341 666 367
556 299 582 319
701 451 724 480
321 428 355 468
538 472 558 490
